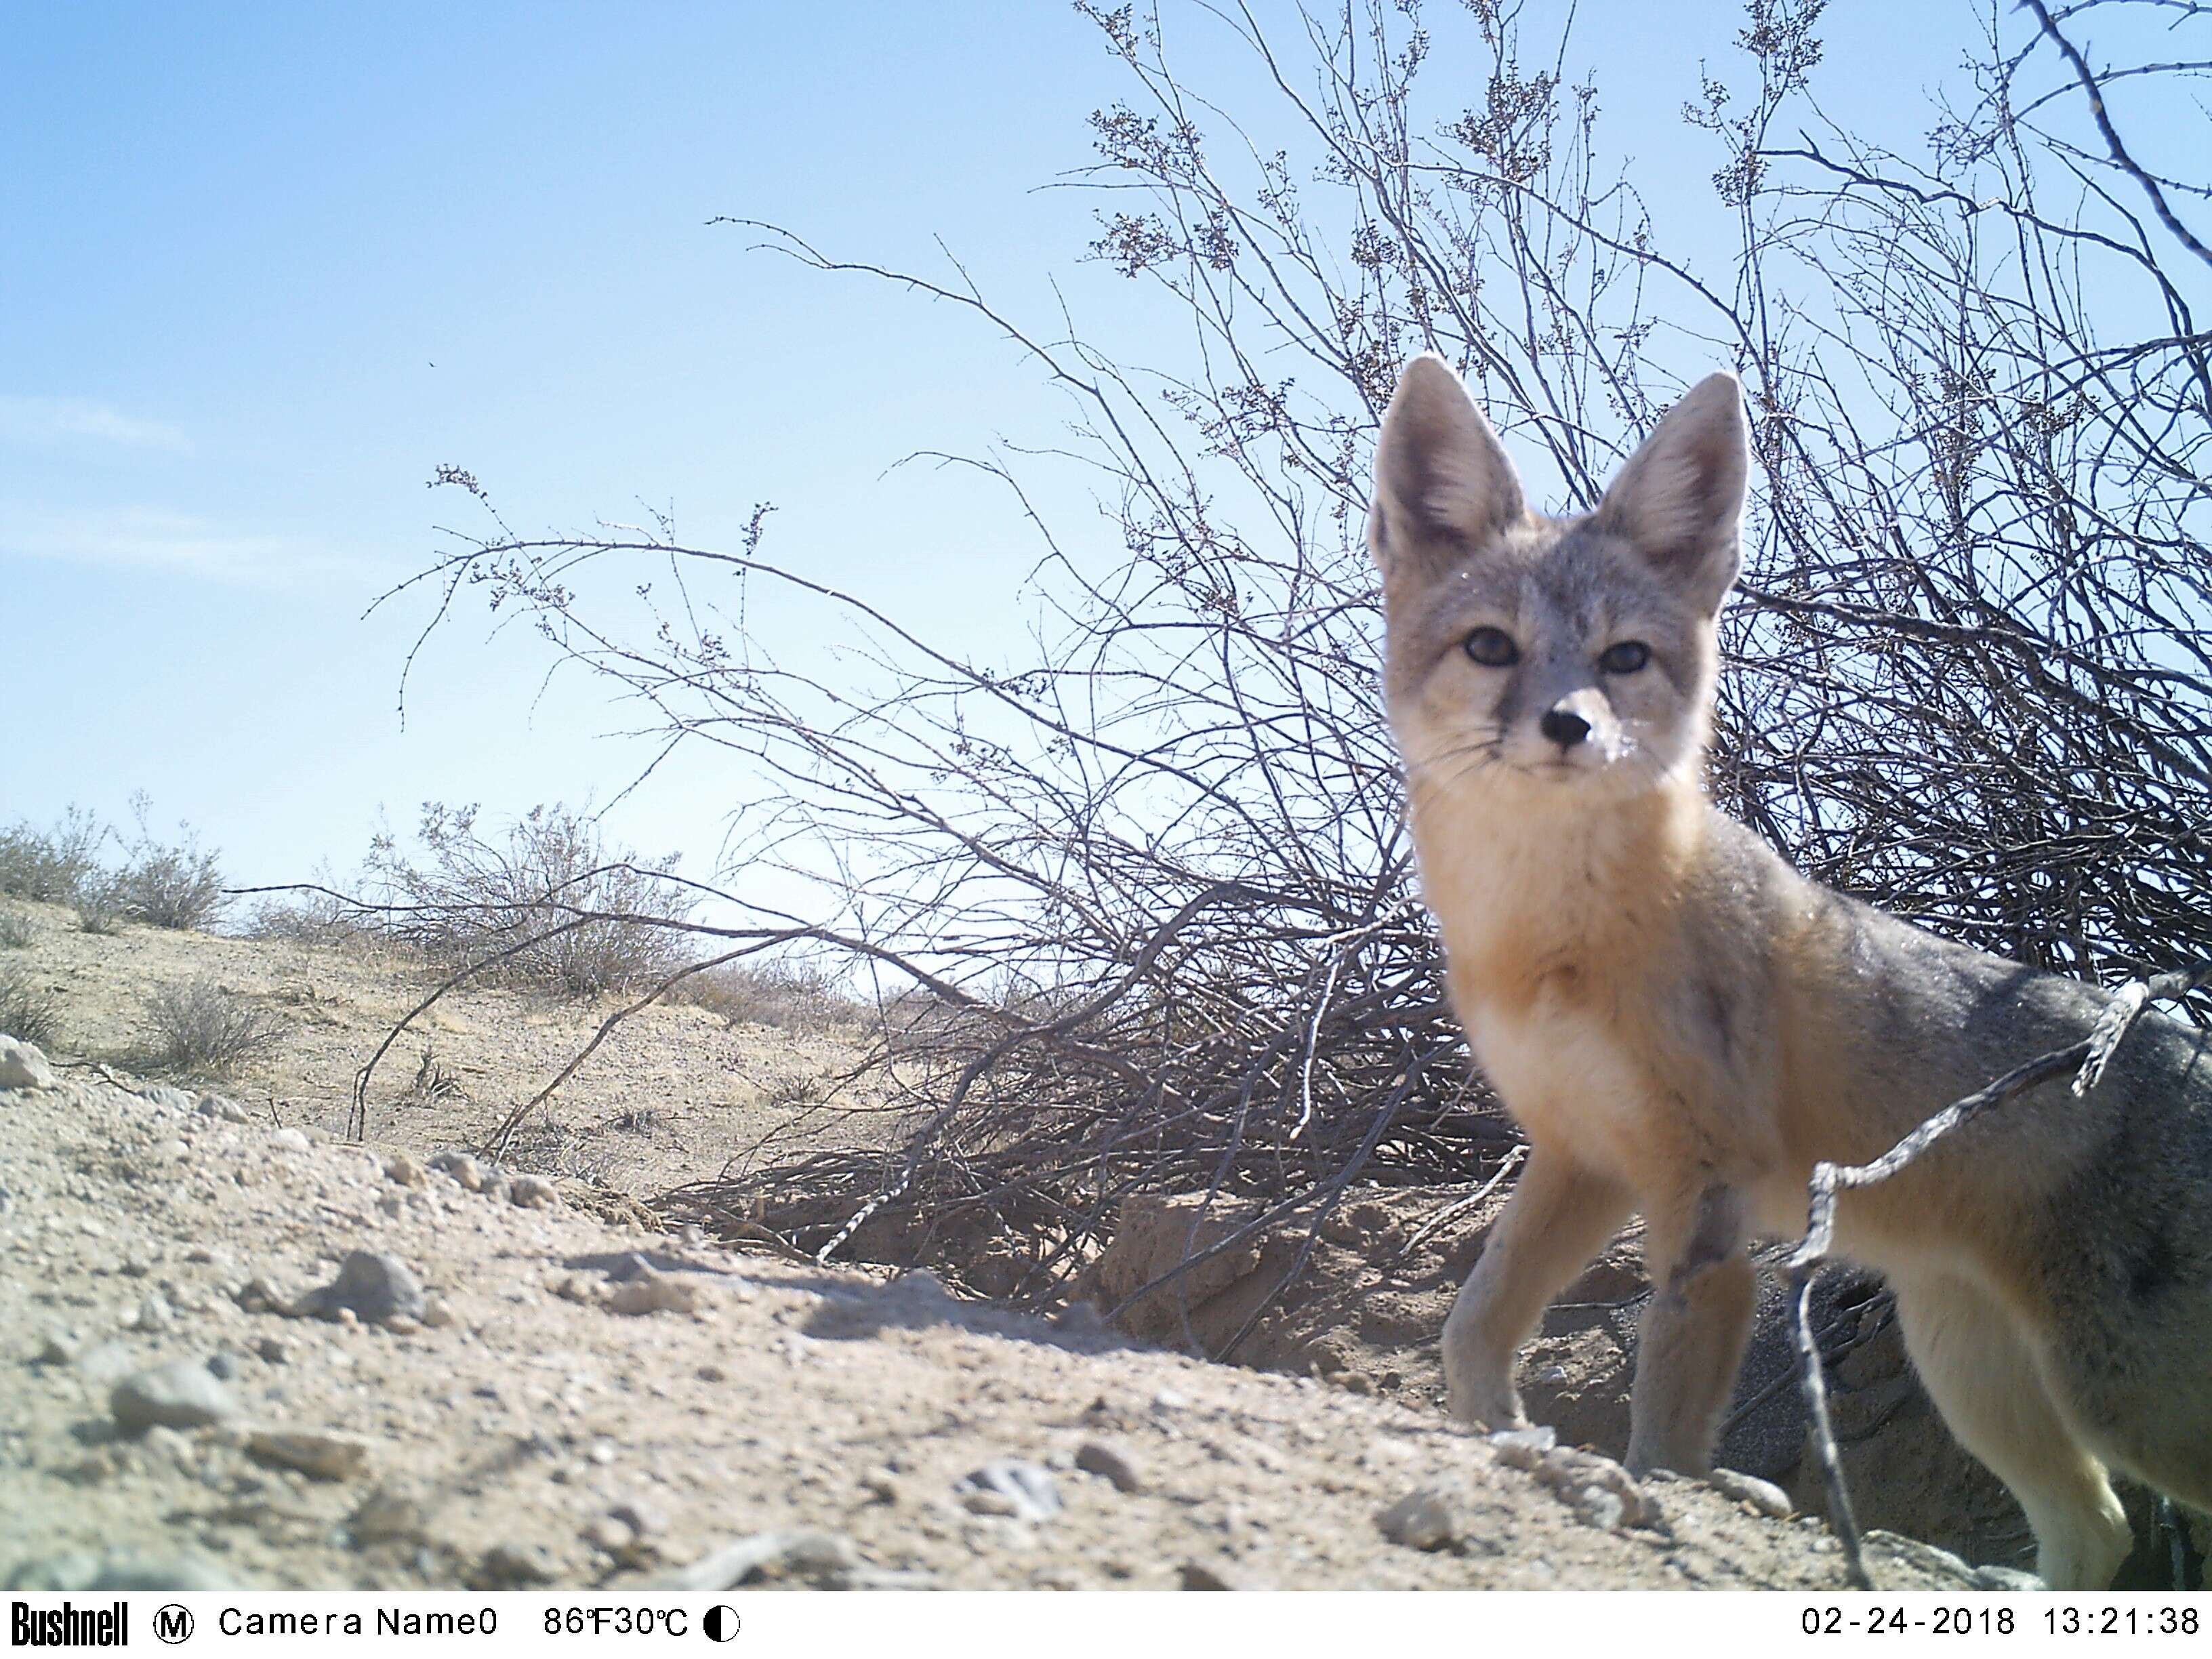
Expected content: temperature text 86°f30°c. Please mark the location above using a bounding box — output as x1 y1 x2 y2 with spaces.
544 1607 691 1637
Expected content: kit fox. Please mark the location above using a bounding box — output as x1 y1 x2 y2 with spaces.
1368 352 2212 1590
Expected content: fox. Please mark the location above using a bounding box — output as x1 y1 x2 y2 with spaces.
1366 352 2212 1591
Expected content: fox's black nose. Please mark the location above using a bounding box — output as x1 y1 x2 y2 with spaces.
1540 706 1591 747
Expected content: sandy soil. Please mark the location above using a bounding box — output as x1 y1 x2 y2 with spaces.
0 901 2040 1591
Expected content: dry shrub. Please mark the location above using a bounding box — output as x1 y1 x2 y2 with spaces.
669 960 863 1035
0 909 34 951
0 808 105 905
141 979 285 1077
0 963 62 1050
358 802 697 997
396 1 2211 1333
75 880 126 937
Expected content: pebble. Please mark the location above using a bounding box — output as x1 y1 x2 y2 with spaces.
0 1036 56 1090
6 1550 234 1591
140 1085 198 1113
1176 1561 1242 1591
111 1360 240 1432
295 1250 428 1326
606 1269 704 1317
644 1530 859 1591
430 1151 483 1191
246 1428 375 1481
255 1335 289 1364
36 1330 82 1366
583 1516 636 1555
1377 1483 1470 1551
956 1459 1061 1523
270 1127 313 1153
207 1351 241 1380
507 1173 558 1210
1706 1468 1793 1519
382 1149 426 1187
125 1293 174 1332
469 1542 557 1588
195 1093 252 1124
1074 1438 1145 1494
608 1498 668 1537
348 1486 432 1545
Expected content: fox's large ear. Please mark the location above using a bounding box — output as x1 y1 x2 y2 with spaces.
1369 354 1525 580
1593 372 1747 614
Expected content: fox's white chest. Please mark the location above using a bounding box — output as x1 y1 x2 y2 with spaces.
1463 996 1654 1182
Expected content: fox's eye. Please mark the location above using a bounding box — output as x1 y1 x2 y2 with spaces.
1464 627 1519 668
1599 640 1650 674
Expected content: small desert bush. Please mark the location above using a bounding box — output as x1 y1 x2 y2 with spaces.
141 979 284 1076
111 794 226 930
672 960 862 1034
0 909 34 950
361 802 697 997
243 874 360 945
75 880 126 936
0 807 106 904
0 963 63 1048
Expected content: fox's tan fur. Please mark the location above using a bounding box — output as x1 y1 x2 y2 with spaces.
1370 352 2212 1590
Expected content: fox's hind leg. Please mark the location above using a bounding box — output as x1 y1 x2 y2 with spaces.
1894 1272 2131 1590
1443 1146 1633 1431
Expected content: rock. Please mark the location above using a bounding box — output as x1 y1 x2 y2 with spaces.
1176 1561 1241 1591
111 1359 240 1432
125 1293 174 1332
583 1516 636 1555
141 1085 197 1113
234 1275 291 1314
1971 1566 2044 1592
420 1298 455 1330
430 1151 483 1191
349 1486 432 1545
75 1340 136 1387
195 1093 252 1124
246 1428 375 1481
0 1036 56 1090
1707 1467 1793 1518
1487 1424 1558 1461
270 1127 312 1153
508 1173 559 1210
255 1335 289 1364
606 1269 704 1317
295 1251 428 1326
956 1459 1061 1523
644 1530 859 1591
1378 1484 1470 1551
1074 1439 1145 1494
207 1351 241 1380
608 1498 668 1538
382 1149 426 1187
7 1550 234 1591
468 1543 557 1588
36 1329 82 1366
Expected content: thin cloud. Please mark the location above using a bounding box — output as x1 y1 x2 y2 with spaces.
0 502 380 588
0 396 192 453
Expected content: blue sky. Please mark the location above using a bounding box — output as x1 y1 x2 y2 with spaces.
1 1 1980 904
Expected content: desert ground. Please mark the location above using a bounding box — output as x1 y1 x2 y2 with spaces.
0 897 2137 1591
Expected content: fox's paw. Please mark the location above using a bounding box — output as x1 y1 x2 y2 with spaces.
1443 1365 1528 1432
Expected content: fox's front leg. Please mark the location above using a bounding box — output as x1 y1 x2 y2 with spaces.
1443 1147 1633 1429
1625 1181 1755 1476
